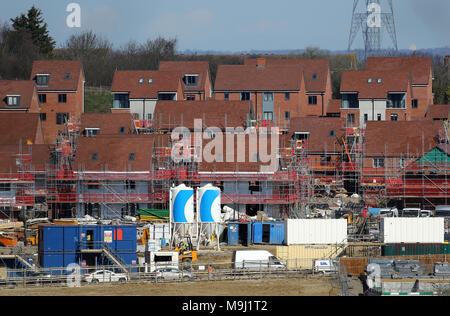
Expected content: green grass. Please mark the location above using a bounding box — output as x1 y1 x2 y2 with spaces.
85 88 113 113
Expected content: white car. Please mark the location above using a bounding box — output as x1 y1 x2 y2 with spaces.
155 267 194 281
83 270 128 284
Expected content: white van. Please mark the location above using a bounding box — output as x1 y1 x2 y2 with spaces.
314 260 339 275
232 250 286 270
142 251 179 273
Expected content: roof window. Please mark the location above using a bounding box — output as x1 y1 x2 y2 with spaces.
368 78 373 84
377 78 383 84
138 78 144 84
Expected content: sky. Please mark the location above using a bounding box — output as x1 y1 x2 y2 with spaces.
0 0 449 52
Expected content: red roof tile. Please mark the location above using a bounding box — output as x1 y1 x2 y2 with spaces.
365 57 432 85
0 113 43 145
159 61 210 92
0 81 36 110
364 121 442 157
80 113 136 136
214 65 303 91
74 135 155 172
30 60 83 91
111 70 181 99
425 104 450 120
341 70 410 99
244 58 329 93
153 100 252 130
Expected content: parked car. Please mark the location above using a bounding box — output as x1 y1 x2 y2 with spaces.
154 267 195 281
378 208 399 218
83 270 128 284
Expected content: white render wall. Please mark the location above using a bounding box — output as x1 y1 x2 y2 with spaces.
130 99 157 120
381 218 445 244
285 219 348 245
359 99 386 127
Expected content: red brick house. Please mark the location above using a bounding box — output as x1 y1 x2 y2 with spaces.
111 70 183 125
214 62 307 128
158 61 212 101
244 58 333 116
340 70 413 127
365 57 434 119
30 60 85 144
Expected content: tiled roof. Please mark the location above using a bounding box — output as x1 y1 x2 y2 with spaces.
74 135 155 172
365 57 432 85
197 134 279 173
214 65 303 91
30 60 83 91
0 144 52 173
159 61 209 92
0 80 36 110
244 58 329 93
111 70 181 99
341 70 410 99
80 113 136 136
153 100 252 130
287 117 344 153
364 121 442 157
0 113 43 145
425 104 450 120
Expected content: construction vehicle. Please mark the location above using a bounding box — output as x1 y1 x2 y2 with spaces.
174 237 198 266
137 227 150 246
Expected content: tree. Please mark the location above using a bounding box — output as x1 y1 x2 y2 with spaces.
11 6 55 56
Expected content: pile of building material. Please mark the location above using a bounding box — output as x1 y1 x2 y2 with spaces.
392 260 425 279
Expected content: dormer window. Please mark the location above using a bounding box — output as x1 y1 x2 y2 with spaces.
367 78 373 84
36 74 50 86
185 74 199 87
6 95 20 107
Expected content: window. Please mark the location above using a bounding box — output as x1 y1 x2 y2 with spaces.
147 113 153 121
186 95 195 101
87 182 99 190
285 111 290 121
249 181 262 192
0 183 11 192
129 153 135 161
56 113 69 125
158 93 176 101
38 94 46 103
84 128 100 137
285 92 290 100
377 114 382 121
126 180 136 190
390 114 398 121
148 78 153 84
364 114 368 123
58 94 67 103
6 95 20 106
240 92 251 101
65 73 71 80
263 112 274 121
329 130 335 137
368 78 373 84
412 99 418 109
36 74 50 86
138 78 144 84
91 153 98 161
312 73 318 80
347 114 355 124
308 96 318 105
224 93 229 101
40 113 47 122
399 158 406 169
185 75 199 87
373 158 385 169
377 78 383 84
263 93 273 102
119 126 125 134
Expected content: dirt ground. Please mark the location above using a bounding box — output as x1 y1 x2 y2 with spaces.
0 277 339 296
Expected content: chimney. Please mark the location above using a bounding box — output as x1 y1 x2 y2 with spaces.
445 55 450 66
256 58 266 69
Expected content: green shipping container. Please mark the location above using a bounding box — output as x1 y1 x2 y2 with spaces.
382 244 450 257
